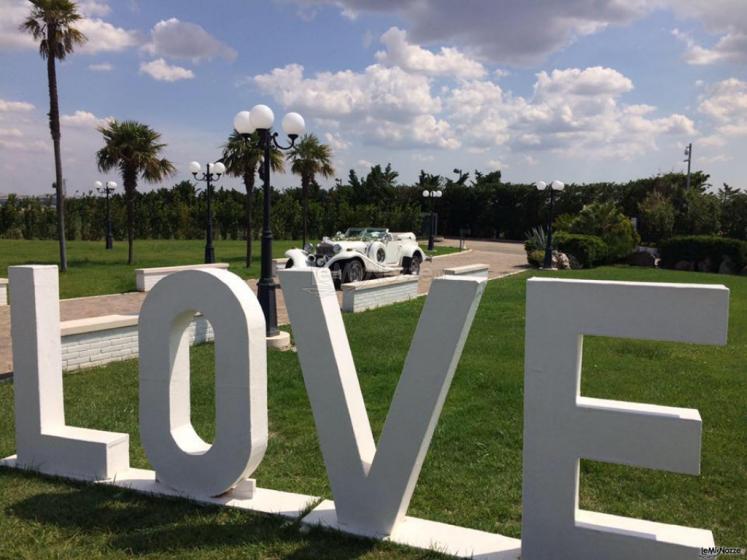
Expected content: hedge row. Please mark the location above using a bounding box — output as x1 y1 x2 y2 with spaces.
659 235 747 272
553 233 608 268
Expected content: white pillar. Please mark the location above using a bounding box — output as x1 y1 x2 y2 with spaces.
139 268 267 497
10 265 129 480
280 267 486 536
522 278 729 560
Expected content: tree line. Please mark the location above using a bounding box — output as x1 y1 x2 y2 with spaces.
3 166 745 250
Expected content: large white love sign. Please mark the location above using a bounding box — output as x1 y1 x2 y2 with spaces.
1 265 731 560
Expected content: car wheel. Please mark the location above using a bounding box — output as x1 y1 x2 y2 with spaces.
405 254 422 275
285 258 294 270
330 262 343 289
343 260 365 284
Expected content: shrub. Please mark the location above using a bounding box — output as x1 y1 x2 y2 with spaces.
659 235 747 272
524 226 546 253
553 213 576 233
569 202 640 262
553 232 608 268
527 249 545 268
638 191 674 243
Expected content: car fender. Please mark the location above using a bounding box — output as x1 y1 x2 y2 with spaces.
285 248 311 269
400 245 424 260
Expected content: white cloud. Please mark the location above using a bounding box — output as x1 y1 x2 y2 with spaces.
88 62 114 72
324 132 350 151
254 63 441 118
0 0 137 54
77 18 139 54
61 110 113 128
254 62 458 150
301 1 747 68
672 28 747 65
0 128 23 138
77 0 111 17
0 0 36 50
144 18 237 62
699 78 747 140
255 56 694 161
0 99 34 112
140 58 194 82
375 27 485 78
294 0 650 64
534 66 634 97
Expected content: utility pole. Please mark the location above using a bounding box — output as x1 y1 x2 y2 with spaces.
684 143 693 190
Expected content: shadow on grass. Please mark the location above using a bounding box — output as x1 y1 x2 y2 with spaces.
4 471 393 559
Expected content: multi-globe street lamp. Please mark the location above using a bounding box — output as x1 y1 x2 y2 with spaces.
190 160 226 264
95 180 116 250
233 105 305 337
421 188 443 251
535 180 565 269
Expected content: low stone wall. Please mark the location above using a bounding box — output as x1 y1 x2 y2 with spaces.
0 278 7 306
443 263 489 279
341 275 419 313
60 314 214 372
136 263 229 292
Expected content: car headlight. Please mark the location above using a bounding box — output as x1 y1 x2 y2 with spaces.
304 242 314 254
307 254 316 264
333 244 342 254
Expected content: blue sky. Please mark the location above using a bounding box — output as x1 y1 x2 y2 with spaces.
1 0 745 195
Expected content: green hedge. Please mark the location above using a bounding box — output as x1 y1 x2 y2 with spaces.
659 235 747 272
554 232 608 268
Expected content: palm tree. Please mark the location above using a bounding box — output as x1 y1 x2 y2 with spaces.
96 121 175 265
221 130 284 267
21 0 87 272
288 134 334 247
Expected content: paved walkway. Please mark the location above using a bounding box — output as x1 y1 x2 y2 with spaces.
0 243 527 375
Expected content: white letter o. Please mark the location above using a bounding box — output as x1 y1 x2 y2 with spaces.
139 269 267 497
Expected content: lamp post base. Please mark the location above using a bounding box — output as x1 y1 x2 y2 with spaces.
266 330 291 350
204 246 215 264
105 236 113 250
257 278 279 337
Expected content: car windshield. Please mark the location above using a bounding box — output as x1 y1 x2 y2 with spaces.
342 228 364 239
362 228 387 240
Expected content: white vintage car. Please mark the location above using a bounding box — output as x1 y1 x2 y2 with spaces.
284 227 426 286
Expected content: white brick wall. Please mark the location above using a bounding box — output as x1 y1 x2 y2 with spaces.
342 276 419 313
60 316 214 372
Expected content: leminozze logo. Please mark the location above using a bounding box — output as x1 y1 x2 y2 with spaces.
700 546 746 558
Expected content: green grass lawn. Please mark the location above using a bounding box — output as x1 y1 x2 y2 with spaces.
0 266 744 559
0 239 460 299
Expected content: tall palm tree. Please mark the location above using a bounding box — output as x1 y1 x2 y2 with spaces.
21 0 87 272
221 130 284 267
288 134 334 247
96 121 175 265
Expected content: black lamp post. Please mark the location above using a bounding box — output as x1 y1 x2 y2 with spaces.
535 180 565 269
190 161 225 264
421 188 443 251
95 180 116 250
233 105 305 337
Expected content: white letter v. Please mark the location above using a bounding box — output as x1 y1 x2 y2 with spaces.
279 268 486 536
